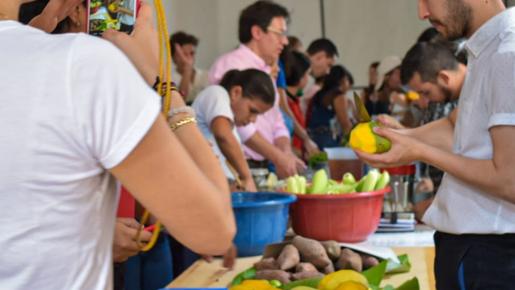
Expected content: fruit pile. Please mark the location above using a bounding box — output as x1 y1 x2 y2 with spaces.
286 169 390 195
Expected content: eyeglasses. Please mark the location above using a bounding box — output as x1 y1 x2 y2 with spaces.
266 26 288 38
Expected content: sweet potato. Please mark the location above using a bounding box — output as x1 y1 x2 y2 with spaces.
254 257 279 271
295 262 317 273
277 244 301 270
255 270 291 284
292 236 332 269
336 248 363 272
361 254 379 269
291 270 324 281
322 263 335 274
320 240 341 260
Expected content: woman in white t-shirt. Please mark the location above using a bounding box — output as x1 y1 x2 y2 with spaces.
193 69 275 191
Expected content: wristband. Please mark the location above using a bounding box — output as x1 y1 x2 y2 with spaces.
168 106 196 119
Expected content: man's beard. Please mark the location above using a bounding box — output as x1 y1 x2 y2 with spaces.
444 0 473 40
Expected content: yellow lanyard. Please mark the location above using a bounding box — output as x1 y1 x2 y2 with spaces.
135 0 172 252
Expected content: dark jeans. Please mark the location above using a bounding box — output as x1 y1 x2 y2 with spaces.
434 231 515 290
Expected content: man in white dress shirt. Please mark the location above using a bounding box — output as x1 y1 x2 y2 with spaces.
358 1 515 289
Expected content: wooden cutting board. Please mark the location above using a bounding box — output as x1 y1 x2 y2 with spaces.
168 247 435 290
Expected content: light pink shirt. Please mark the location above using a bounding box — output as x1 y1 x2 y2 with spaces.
208 44 290 161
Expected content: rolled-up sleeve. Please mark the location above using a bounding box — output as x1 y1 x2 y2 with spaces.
488 52 515 128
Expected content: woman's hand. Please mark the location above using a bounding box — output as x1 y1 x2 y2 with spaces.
28 0 83 32
103 3 159 85
112 218 152 263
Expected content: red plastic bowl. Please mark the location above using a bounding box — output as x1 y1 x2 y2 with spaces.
289 187 389 243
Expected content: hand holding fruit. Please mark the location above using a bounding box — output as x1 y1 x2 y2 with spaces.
354 126 423 168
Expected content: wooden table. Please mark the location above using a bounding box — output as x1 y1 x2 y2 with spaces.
168 247 435 290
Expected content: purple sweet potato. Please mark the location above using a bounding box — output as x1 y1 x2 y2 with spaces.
292 271 324 281
255 270 291 284
254 257 279 271
322 262 335 274
336 248 363 272
361 254 380 270
295 262 317 273
277 244 301 270
292 236 332 269
321 240 341 260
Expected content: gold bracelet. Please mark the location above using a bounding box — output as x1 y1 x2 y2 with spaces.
169 116 196 131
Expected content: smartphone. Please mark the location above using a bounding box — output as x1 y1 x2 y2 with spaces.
87 0 138 36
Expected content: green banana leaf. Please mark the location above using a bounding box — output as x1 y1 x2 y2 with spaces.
395 277 420 290
230 267 256 286
386 254 411 274
362 260 388 286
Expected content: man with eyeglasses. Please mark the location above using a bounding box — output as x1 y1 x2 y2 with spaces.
209 0 305 178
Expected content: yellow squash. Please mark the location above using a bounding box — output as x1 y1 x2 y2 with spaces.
318 270 369 290
230 280 281 290
349 121 391 154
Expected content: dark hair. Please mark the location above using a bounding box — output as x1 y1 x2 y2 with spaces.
220 69 275 105
313 65 353 104
283 51 310 86
306 38 339 58
19 0 79 34
287 36 302 50
170 31 199 56
370 61 380 70
417 27 441 43
401 42 459 85
238 0 289 44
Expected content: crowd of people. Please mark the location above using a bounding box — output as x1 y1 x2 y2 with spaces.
1 0 514 289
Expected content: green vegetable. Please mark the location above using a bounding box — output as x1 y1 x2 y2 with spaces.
342 173 356 185
310 169 328 194
287 176 300 193
270 280 282 288
362 260 387 286
395 277 420 290
298 176 307 194
374 171 390 190
281 277 322 290
361 169 380 192
230 267 257 286
308 152 328 168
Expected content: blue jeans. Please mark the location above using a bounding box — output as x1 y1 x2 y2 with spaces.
125 235 173 290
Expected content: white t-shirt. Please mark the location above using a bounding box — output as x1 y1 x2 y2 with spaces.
423 8 515 234
192 85 241 179
0 22 160 289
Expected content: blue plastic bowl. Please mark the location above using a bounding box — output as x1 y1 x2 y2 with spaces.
232 192 297 257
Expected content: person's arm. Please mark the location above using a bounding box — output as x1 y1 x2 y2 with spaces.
278 88 320 157
174 44 194 100
27 0 83 32
406 108 457 152
244 133 296 178
110 115 235 255
211 117 256 191
356 124 515 204
104 4 234 255
333 94 353 135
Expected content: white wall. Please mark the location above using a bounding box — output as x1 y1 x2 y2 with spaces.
154 0 430 85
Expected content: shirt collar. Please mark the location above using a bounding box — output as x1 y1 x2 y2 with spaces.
465 8 515 58
237 44 270 72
